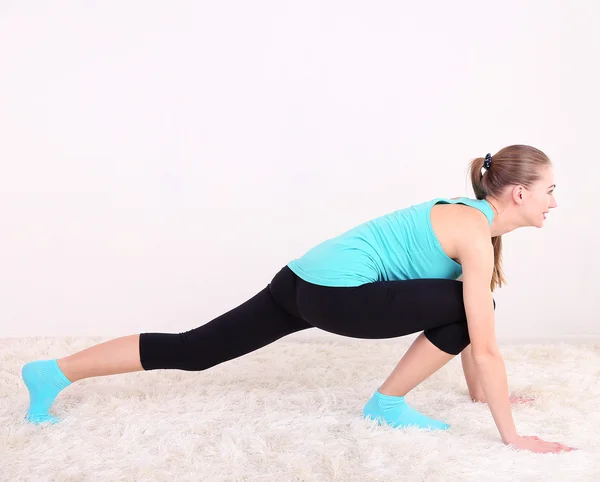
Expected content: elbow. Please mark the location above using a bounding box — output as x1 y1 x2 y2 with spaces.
472 353 501 365
471 345 501 363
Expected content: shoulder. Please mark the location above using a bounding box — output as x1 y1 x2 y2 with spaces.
456 204 490 230
430 198 492 264
453 207 493 264
444 198 491 231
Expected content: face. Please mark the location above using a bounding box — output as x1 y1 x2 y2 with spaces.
517 165 558 228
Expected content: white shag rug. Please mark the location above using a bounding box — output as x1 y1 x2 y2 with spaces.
1 332 599 481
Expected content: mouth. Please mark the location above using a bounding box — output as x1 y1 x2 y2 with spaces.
543 212 549 219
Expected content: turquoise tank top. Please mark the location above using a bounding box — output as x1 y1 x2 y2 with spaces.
287 197 494 287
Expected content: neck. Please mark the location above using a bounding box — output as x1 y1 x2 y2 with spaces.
486 197 522 237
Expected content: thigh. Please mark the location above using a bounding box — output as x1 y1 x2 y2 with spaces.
296 277 467 339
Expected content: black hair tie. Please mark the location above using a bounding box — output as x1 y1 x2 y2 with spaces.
483 153 492 170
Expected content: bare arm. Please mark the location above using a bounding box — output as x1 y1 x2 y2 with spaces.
461 345 485 401
458 218 518 444
456 275 485 401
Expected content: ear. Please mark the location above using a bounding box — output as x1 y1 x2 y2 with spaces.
511 185 525 204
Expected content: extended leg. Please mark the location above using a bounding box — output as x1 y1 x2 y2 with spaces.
22 267 311 424
21 334 143 424
58 334 143 382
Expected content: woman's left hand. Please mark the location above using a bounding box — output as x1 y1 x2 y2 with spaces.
508 394 536 405
473 393 536 405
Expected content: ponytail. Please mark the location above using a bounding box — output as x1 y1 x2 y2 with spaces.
469 155 506 291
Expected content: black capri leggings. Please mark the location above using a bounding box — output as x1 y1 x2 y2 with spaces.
139 266 495 371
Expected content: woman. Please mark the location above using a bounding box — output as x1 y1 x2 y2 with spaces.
22 144 575 454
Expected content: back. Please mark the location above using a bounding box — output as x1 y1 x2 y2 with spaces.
287 196 494 287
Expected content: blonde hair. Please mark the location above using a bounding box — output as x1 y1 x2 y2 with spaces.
468 145 552 291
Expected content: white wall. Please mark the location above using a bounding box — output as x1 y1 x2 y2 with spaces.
1 1 597 340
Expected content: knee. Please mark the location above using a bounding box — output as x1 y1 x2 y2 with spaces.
424 321 470 356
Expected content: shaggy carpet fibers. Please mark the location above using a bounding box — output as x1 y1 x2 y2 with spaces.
1 332 599 481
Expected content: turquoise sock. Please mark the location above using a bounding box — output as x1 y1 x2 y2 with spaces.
363 389 450 430
22 359 72 424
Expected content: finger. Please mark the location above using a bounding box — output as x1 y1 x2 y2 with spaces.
560 444 577 451
553 443 574 452
513 397 534 404
556 443 574 450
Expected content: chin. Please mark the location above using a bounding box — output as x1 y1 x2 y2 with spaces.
529 219 544 228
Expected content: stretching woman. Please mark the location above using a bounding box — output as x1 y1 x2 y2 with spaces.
21 144 576 454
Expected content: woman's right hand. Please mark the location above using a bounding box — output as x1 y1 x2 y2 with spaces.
507 435 578 453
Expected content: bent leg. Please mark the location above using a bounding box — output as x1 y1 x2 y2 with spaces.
297 278 467 341
294 276 495 431
423 297 496 355
379 332 456 397
363 333 455 431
